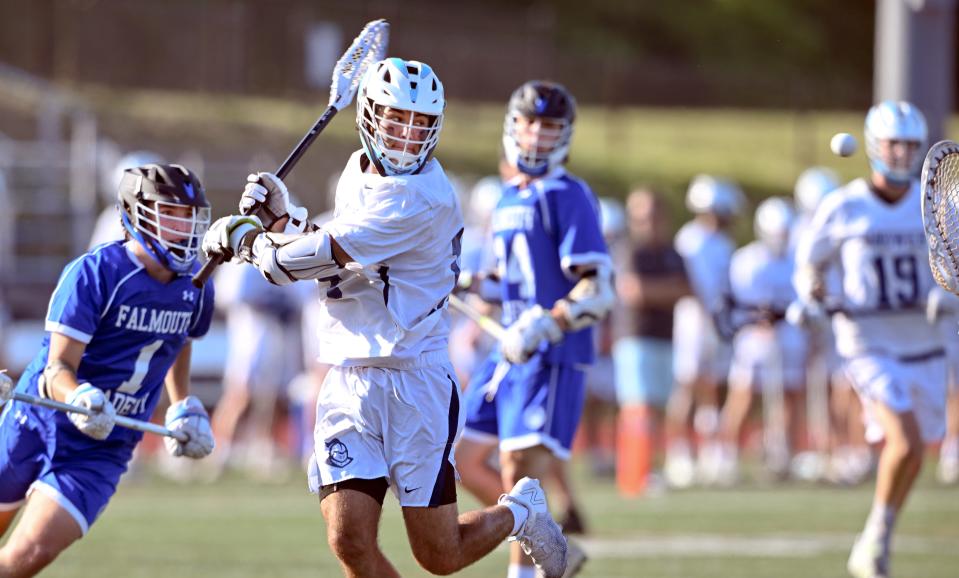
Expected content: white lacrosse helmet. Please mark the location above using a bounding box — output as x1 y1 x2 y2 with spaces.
357 58 445 176
599 197 626 240
685 174 745 218
794 167 840 215
468 176 503 226
864 100 928 184
754 196 796 255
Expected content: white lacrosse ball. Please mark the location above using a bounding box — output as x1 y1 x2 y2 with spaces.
830 132 858 157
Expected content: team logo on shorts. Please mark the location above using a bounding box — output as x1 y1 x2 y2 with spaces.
325 438 354 468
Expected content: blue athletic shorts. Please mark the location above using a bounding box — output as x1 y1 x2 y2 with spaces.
0 402 133 535
461 354 586 460
613 337 674 408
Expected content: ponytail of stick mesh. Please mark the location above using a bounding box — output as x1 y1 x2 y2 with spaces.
921 140 959 295
192 19 390 288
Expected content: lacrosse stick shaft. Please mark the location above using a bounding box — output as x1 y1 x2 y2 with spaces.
13 391 188 442
448 294 507 340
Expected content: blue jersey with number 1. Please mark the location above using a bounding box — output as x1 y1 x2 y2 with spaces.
15 240 215 448
491 169 609 366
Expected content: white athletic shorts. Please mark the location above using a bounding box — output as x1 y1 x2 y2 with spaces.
586 355 617 404
843 351 947 443
673 296 729 385
311 350 465 507
728 324 807 392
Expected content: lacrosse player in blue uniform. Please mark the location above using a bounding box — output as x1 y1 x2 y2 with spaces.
456 80 613 578
0 164 215 578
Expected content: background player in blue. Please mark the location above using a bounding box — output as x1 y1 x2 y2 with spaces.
0 163 215 577
456 81 614 578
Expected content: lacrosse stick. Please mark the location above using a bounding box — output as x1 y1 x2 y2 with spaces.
448 294 507 340
192 18 390 288
921 140 959 295
11 391 188 442
447 294 511 401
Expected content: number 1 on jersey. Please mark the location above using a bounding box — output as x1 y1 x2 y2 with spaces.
117 339 163 395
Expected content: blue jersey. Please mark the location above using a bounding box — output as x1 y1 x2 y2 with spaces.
15 241 215 447
491 169 609 365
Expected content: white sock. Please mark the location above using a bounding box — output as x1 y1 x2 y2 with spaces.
864 503 896 541
941 435 958 460
506 563 537 578
504 500 529 536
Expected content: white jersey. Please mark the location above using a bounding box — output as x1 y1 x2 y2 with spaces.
315 150 464 366
795 178 940 358
675 220 735 312
728 241 807 386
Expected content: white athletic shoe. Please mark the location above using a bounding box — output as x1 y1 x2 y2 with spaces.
664 450 696 489
499 477 568 578
562 538 588 578
847 533 889 578
938 456 959 485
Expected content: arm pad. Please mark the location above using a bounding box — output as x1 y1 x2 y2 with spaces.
555 267 615 331
248 229 341 286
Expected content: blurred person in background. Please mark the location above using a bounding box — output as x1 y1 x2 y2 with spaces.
792 101 945 578
208 261 302 481
925 285 959 485
612 188 689 497
456 79 612 578
89 150 164 249
576 197 626 481
716 197 806 484
665 175 743 487
0 164 214 577
792 167 871 485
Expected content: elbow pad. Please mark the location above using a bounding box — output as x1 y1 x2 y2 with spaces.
251 230 340 286
556 267 615 331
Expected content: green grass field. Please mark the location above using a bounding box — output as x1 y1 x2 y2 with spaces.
21 464 959 578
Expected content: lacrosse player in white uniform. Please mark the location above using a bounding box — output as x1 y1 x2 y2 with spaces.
665 175 743 487
717 197 807 484
793 101 945 578
793 167 873 484
201 58 568 578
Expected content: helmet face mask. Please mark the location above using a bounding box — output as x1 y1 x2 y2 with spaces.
357 58 445 176
119 164 211 274
502 81 576 177
864 100 927 185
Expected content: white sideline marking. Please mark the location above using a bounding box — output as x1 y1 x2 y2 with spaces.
576 534 944 558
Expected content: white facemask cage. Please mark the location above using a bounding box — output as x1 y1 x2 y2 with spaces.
357 58 445 176
133 199 211 270
864 100 928 184
502 113 573 176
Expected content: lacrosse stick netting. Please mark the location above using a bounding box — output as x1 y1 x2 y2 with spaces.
921 140 959 295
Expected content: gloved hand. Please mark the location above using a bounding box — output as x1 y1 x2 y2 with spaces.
500 305 564 364
65 383 117 440
164 396 215 459
0 370 13 407
201 215 263 262
240 172 308 231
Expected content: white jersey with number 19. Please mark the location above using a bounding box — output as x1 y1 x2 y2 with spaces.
795 178 939 358
316 150 464 366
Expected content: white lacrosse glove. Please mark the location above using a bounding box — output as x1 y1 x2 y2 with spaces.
785 299 828 330
164 396 215 459
240 172 309 232
202 214 263 262
500 305 564 364
65 383 117 440
0 370 13 407
554 270 616 331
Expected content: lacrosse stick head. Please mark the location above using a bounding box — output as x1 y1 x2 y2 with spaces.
328 19 390 111
921 140 959 295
